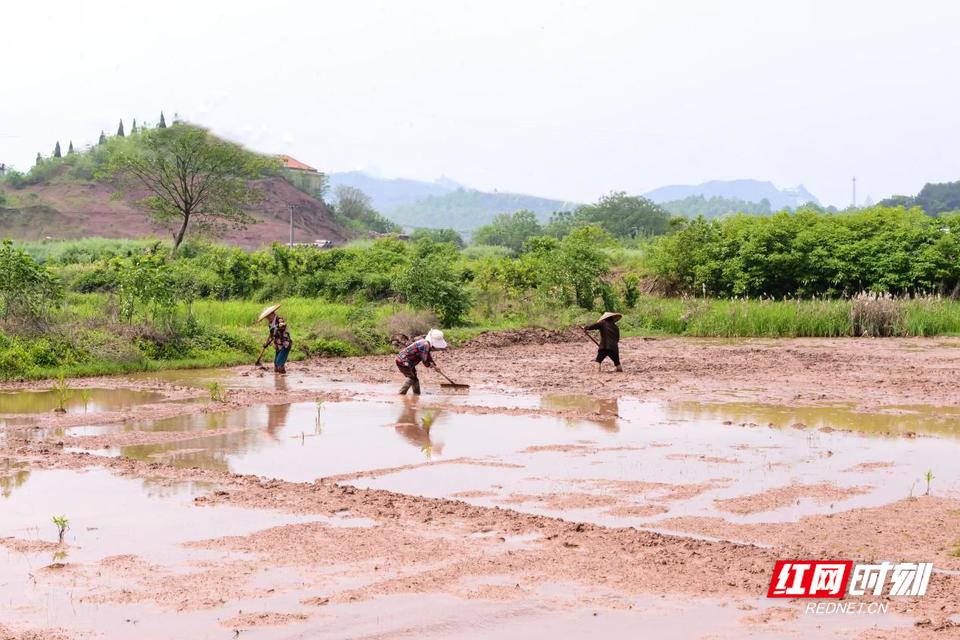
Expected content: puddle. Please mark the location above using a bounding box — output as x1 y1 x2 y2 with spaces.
0 457 30 498
0 388 165 415
67 395 960 528
668 401 960 438
0 467 332 638
102 399 616 480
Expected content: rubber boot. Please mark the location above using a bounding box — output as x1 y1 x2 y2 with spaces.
615 365 623 372
278 366 287 375
399 379 412 395
412 380 421 395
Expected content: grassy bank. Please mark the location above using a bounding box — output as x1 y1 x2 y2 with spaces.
4 293 960 381
0 293 588 381
625 296 960 337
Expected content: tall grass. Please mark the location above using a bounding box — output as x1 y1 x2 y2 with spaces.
621 296 960 338
16 237 164 265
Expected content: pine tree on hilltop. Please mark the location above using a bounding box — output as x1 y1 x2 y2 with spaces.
131 118 138 134
117 119 125 137
53 141 62 158
98 131 107 145
68 141 75 154
158 112 167 128
36 152 42 166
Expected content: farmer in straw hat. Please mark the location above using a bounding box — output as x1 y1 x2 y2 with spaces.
396 329 447 395
584 311 623 372
257 304 293 374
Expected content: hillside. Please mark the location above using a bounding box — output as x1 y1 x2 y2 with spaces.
659 194 773 219
389 188 577 231
328 171 577 231
0 176 348 248
0 125 350 248
645 179 819 211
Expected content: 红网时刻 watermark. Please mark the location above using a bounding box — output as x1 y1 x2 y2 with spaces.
767 560 932 614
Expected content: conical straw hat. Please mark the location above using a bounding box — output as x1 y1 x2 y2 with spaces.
258 303 281 322
598 311 622 323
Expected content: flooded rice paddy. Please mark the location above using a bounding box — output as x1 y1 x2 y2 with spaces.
2 364 958 638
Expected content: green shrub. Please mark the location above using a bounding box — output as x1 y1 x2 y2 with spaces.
0 240 64 322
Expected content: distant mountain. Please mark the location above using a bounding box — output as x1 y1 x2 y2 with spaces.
389 188 577 231
328 171 458 214
329 171 577 231
645 180 819 211
660 194 773 219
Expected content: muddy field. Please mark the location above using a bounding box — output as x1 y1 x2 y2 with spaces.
2 335 960 639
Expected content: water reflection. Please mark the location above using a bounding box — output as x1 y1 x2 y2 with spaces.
668 402 960 438
0 388 164 414
394 398 445 458
119 404 291 470
540 395 620 431
0 458 30 498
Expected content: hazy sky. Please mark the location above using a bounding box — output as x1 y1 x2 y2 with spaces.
3 0 959 206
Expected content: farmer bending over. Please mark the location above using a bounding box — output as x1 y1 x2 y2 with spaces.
396 329 447 394
584 311 623 372
257 304 293 374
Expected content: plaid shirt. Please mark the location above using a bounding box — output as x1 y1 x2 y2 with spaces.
267 316 292 350
396 339 433 367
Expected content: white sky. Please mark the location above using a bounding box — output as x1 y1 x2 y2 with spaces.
2 0 959 206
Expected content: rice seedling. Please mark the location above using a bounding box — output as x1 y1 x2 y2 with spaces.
51 515 69 543
52 373 71 413
207 382 227 403
925 469 935 496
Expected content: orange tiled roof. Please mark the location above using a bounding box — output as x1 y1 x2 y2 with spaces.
277 154 317 172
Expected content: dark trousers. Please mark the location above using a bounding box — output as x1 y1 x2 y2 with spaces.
397 362 421 394
595 348 620 366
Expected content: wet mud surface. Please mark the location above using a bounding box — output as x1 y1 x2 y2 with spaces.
3 335 960 638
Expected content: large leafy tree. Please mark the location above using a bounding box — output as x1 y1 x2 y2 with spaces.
473 210 543 254
575 191 671 238
108 123 272 252
332 185 399 234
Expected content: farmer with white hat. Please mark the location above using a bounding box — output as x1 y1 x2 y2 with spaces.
395 329 447 395
257 303 293 374
584 311 623 372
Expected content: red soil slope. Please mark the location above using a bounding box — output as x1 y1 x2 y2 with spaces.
0 177 349 248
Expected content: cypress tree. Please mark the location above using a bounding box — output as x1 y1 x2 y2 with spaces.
53 141 62 158
158 111 167 128
131 118 138 134
36 152 42 166
68 141 75 154
98 131 107 145
116 119 125 137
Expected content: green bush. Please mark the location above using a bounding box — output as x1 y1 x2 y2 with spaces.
395 240 471 326
648 207 960 297
0 240 64 322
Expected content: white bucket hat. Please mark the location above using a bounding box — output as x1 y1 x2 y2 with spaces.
425 328 447 350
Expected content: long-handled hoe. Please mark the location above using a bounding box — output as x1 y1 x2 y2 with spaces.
434 367 470 390
254 345 269 371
